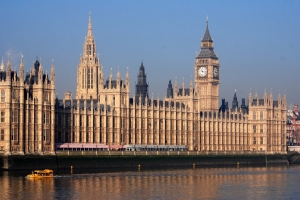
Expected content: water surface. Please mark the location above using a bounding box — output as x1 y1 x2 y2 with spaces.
1 166 299 200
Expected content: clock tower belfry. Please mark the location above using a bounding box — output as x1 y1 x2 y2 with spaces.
194 18 220 112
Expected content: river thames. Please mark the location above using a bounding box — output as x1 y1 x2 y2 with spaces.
1 166 300 200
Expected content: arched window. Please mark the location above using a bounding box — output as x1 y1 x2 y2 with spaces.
1 90 5 102
43 111 50 124
260 111 263 120
86 44 91 55
11 109 18 123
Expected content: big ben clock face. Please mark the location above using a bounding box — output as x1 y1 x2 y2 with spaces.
213 66 218 78
198 66 207 77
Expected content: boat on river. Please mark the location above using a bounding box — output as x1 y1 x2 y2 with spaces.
26 169 54 178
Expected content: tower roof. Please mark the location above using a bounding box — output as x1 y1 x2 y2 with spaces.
139 62 145 76
201 21 213 42
197 18 218 60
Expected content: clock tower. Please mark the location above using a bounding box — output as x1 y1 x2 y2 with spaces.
194 19 220 112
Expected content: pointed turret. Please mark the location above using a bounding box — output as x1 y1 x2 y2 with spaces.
248 90 252 106
6 54 11 69
87 12 93 37
135 62 148 103
126 67 130 93
117 67 121 87
269 90 273 107
38 59 43 84
6 54 11 81
167 80 173 98
174 77 178 97
232 90 238 111
0 57 4 72
84 13 95 57
51 59 55 84
278 93 282 107
181 79 185 96
19 55 24 83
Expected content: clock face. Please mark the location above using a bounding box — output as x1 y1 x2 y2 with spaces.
198 67 207 77
213 66 218 77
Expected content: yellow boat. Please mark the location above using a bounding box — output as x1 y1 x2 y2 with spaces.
26 169 54 178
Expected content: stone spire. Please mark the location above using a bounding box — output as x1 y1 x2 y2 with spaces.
19 55 24 82
83 12 95 58
38 58 43 84
126 67 130 93
6 54 11 81
51 59 55 84
0 56 4 72
248 90 252 106
6 54 11 70
117 66 121 87
87 12 93 37
174 77 178 97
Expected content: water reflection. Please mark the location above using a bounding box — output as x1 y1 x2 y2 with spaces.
0 166 299 200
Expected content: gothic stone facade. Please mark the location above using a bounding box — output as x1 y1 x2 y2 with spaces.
0 56 55 155
0 15 286 155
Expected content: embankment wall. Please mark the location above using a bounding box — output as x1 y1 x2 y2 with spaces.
0 151 292 170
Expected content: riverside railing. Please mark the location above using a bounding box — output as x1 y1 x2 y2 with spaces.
55 150 286 156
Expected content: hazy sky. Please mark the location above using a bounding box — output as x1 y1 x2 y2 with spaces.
0 1 299 109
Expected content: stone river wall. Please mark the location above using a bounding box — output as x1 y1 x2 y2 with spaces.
0 151 293 171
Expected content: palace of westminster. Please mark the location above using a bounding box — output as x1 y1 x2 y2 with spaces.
0 15 286 155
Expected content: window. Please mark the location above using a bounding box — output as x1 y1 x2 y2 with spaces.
253 112 256 120
260 112 263 120
80 115 83 126
29 111 33 124
43 129 50 141
44 93 49 102
253 125 256 133
43 112 50 124
11 128 18 141
260 125 263 133
1 111 4 123
87 68 90 89
58 114 61 126
260 137 263 144
91 68 93 89
1 90 5 102
0 130 4 140
86 44 91 55
253 137 256 145
82 68 86 89
11 110 18 123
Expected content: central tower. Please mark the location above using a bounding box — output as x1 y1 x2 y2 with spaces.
76 13 103 99
194 19 220 112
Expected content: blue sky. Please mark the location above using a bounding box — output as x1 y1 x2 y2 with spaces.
0 0 299 108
